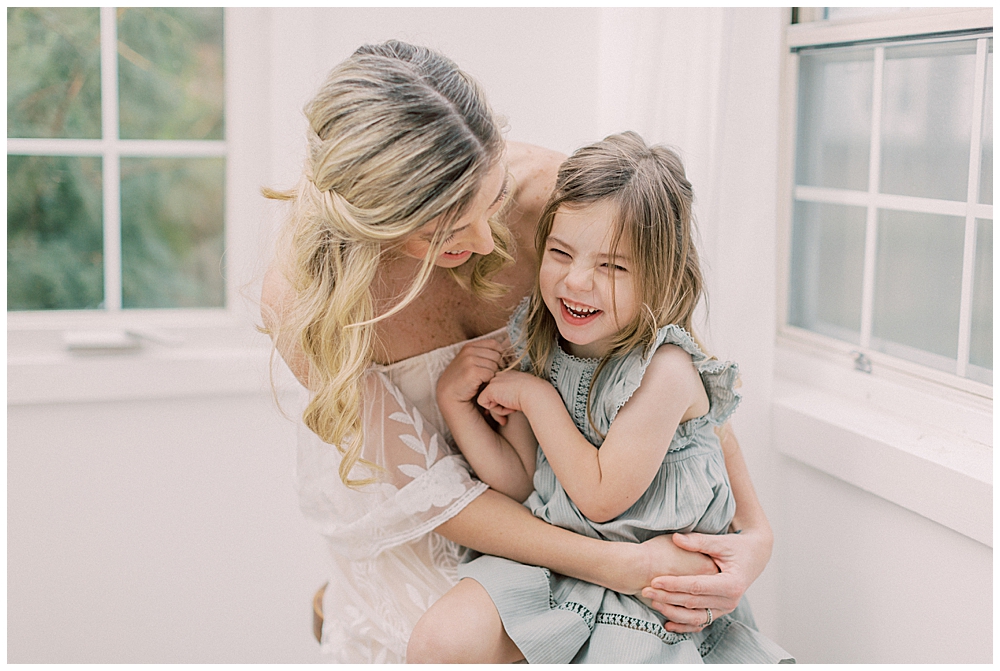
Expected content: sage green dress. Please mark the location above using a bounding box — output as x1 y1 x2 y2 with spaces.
458 300 793 663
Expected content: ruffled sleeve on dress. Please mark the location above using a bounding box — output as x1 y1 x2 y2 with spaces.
296 369 488 561
602 324 741 431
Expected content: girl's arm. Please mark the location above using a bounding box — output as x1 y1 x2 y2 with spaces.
436 341 536 501
479 345 704 523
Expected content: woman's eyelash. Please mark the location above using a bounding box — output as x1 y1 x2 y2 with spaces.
494 183 510 206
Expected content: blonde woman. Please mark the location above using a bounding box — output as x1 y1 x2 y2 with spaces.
262 41 774 663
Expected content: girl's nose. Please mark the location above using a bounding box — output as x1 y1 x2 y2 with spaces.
564 263 594 291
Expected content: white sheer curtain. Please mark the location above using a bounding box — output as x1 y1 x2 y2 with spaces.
593 8 784 319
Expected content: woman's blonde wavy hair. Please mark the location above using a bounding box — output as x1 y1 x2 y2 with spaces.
264 41 511 486
517 132 705 437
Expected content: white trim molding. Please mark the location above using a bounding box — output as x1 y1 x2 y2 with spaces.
788 7 992 49
773 341 992 547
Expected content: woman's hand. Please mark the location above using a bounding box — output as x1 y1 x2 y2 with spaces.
598 534 716 597
641 528 773 633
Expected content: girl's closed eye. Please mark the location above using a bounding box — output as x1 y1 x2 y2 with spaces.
601 262 628 273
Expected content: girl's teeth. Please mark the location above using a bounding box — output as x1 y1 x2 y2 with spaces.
563 300 599 318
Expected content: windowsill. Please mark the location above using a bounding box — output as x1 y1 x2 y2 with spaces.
6 325 295 405
772 337 992 547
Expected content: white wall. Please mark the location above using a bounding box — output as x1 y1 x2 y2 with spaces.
775 458 992 663
264 7 604 193
7 7 991 664
7 391 329 663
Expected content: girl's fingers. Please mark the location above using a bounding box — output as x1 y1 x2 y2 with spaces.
488 407 509 425
648 601 715 628
464 339 506 357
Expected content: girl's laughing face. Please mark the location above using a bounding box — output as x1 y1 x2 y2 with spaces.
539 199 638 359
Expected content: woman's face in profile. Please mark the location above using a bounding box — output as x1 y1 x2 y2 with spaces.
401 162 509 268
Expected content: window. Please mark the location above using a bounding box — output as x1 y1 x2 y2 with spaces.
7 8 271 404
775 8 991 546
7 7 225 312
784 11 992 390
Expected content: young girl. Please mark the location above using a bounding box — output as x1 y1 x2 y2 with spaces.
407 132 792 664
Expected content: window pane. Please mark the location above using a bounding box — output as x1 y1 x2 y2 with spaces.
7 155 104 310
980 44 992 205
880 41 977 202
117 8 224 140
796 48 873 191
7 8 102 139
969 219 992 373
789 201 866 342
872 210 964 365
121 157 225 308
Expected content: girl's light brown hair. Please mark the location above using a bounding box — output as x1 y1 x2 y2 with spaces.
518 131 704 434
263 41 512 486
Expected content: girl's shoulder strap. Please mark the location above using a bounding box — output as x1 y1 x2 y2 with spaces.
603 323 741 427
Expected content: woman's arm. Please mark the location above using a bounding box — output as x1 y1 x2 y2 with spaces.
641 424 774 632
435 488 717 595
261 264 310 387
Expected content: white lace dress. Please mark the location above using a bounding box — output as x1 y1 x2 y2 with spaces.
295 330 503 662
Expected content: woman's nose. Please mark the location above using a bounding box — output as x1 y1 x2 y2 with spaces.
463 217 495 256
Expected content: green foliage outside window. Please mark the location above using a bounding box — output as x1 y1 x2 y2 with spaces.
8 155 104 310
118 7 224 141
121 158 225 308
7 8 102 139
7 7 225 312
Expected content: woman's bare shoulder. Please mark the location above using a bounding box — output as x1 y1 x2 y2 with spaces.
506 143 564 206
504 141 565 236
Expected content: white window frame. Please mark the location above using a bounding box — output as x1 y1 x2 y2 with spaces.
7 8 275 405
774 7 992 547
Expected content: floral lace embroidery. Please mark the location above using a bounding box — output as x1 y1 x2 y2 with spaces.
380 371 477 514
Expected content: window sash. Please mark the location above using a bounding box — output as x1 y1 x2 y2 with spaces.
6 7 228 314
780 17 992 398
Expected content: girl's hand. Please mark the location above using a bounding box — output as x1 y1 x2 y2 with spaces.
436 339 506 408
476 370 543 425
640 530 771 633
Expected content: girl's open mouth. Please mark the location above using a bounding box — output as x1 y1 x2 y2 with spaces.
560 298 602 324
